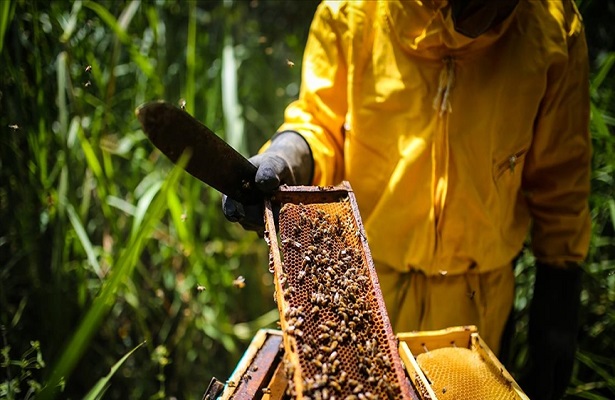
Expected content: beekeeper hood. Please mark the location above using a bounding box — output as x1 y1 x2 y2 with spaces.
451 0 519 38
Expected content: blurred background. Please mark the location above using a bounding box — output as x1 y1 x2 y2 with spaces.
0 0 613 399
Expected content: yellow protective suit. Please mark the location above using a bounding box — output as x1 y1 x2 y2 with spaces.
276 0 591 351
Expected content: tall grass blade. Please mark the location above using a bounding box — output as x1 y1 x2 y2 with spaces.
82 341 146 400
38 157 188 400
608 199 615 231
65 202 103 279
130 179 163 240
166 189 191 249
221 1 246 155
590 103 611 139
59 1 83 43
83 1 156 80
57 52 69 136
577 351 615 389
185 1 196 114
591 52 615 92
0 0 14 54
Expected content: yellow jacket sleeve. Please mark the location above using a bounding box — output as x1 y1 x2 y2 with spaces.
522 3 592 266
277 2 348 186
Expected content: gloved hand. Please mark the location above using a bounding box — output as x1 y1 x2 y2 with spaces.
521 263 582 400
222 131 313 232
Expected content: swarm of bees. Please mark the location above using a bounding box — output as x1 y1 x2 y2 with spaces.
273 199 403 399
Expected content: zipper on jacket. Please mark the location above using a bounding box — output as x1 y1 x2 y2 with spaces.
432 56 455 268
433 56 455 115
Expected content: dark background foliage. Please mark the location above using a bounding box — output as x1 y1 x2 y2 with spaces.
0 1 613 399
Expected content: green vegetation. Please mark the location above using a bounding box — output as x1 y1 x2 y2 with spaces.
0 1 613 399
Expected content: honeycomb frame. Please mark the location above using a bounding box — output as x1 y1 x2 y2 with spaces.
397 326 530 400
264 181 416 400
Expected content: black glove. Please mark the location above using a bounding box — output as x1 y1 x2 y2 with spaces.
222 131 313 232
521 263 582 400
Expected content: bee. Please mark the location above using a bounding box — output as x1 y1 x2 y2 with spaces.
196 284 206 292
179 98 187 110
8 124 19 130
297 270 306 282
286 59 295 68
233 276 246 289
85 65 92 73
283 287 294 299
262 387 271 394
329 380 341 392
84 80 92 87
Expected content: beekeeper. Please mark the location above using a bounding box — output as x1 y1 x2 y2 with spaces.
223 1 591 399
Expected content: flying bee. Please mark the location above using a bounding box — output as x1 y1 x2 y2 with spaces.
85 65 92 73
232 276 246 289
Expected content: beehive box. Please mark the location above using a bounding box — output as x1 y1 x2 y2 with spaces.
398 326 529 400
209 327 528 400
262 182 416 399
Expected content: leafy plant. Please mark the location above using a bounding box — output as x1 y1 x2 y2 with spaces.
0 332 45 400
